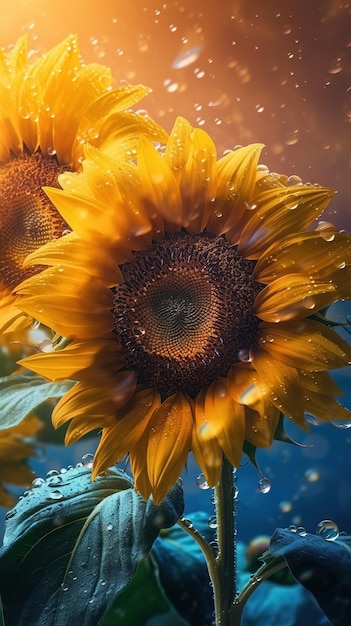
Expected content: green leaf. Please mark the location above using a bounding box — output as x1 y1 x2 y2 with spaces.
100 557 175 625
0 466 184 626
0 375 75 429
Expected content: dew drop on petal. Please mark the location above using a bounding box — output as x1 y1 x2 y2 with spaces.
196 473 210 489
315 519 339 541
258 477 271 494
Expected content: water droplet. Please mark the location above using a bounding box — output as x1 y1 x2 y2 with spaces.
302 296 316 310
305 414 319 426
315 519 339 541
48 490 64 500
106 523 113 531
37 339 54 353
258 477 271 494
330 419 351 429
297 526 307 536
196 473 210 489
46 469 60 477
47 475 64 486
238 348 251 362
81 453 94 467
133 327 146 337
208 516 217 529
181 517 194 529
287 175 303 186
5 508 17 520
47 146 57 156
32 477 45 488
288 524 298 532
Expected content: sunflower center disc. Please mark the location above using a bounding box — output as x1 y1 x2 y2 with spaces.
113 231 262 397
0 150 69 288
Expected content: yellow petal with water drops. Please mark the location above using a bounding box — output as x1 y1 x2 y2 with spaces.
147 393 193 504
192 389 222 487
18 339 123 381
250 349 307 429
165 116 193 176
254 230 351 284
254 273 337 322
204 378 245 468
299 370 343 396
52 373 136 429
239 185 335 259
137 135 182 225
22 231 124 287
303 390 351 424
244 406 280 448
90 110 169 162
179 127 218 232
207 143 264 240
92 388 160 479
258 319 351 371
227 365 268 415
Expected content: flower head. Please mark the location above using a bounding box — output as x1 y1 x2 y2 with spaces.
0 35 167 334
17 117 351 503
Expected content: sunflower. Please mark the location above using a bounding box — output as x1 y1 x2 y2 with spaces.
16 117 351 504
0 34 167 334
0 416 41 507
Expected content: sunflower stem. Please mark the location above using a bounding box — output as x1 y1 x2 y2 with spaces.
213 455 237 625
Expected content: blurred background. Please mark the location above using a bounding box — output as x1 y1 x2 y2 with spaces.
1 0 351 545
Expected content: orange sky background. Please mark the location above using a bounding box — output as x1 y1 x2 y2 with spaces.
1 0 350 227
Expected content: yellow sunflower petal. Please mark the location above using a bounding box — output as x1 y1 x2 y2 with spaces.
147 393 193 504
192 389 222 487
18 339 123 380
254 231 351 284
17 267 114 338
92 388 161 478
244 406 280 448
254 273 338 322
204 378 245 468
250 349 307 429
0 284 31 334
52 373 137 429
206 143 264 241
239 185 335 259
258 319 351 371
137 135 182 225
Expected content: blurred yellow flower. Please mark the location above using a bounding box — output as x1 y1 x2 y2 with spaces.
0 416 41 507
17 117 351 504
0 34 167 335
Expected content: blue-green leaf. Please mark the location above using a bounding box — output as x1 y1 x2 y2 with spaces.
269 528 351 626
0 375 75 429
0 466 184 626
